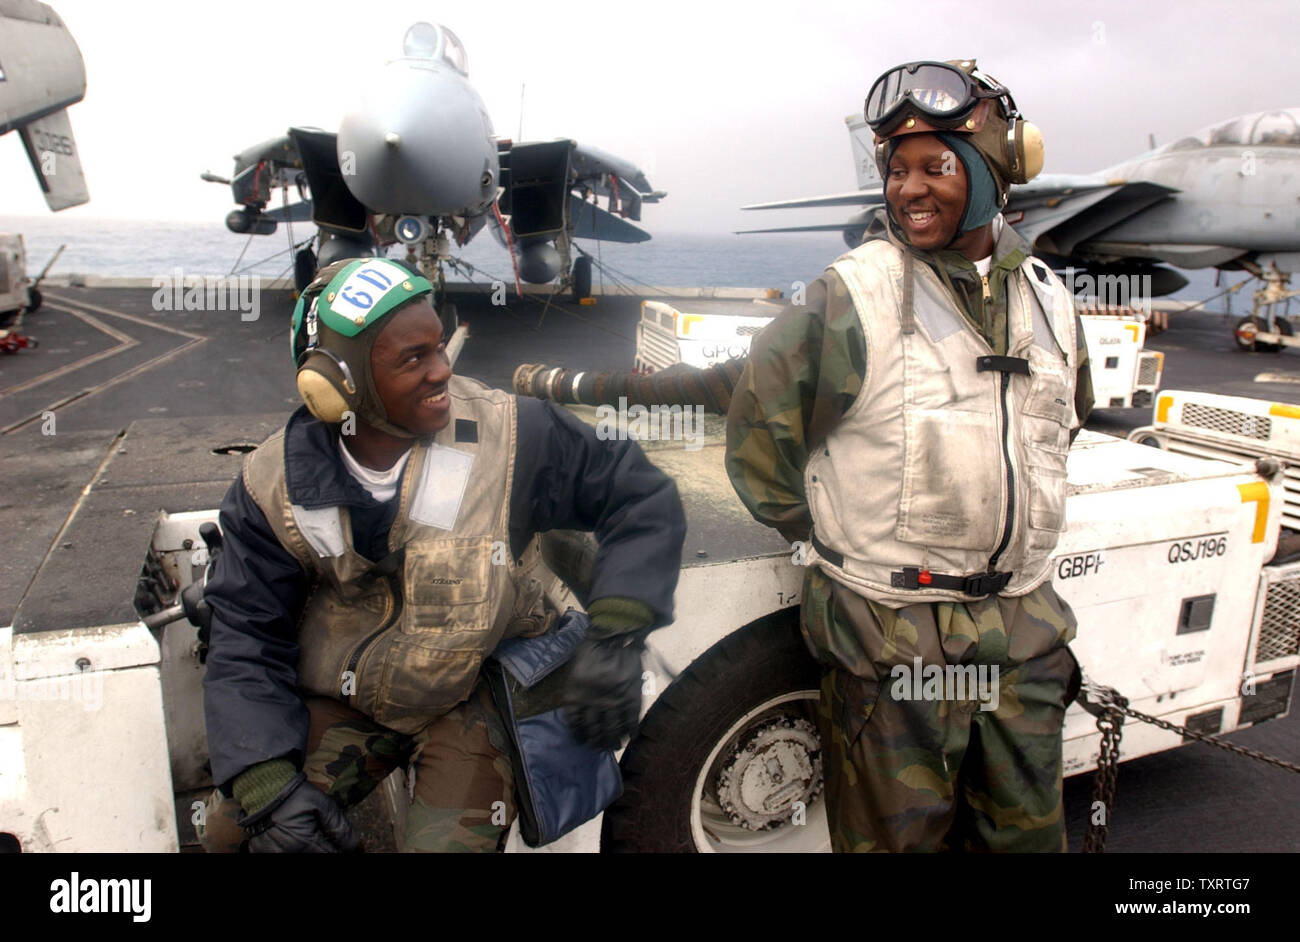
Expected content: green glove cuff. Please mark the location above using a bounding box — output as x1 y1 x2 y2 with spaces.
586 596 655 640
232 758 298 816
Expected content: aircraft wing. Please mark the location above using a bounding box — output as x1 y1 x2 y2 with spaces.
568 192 650 243
265 201 314 223
568 142 664 222
735 222 866 235
1007 177 1178 257
742 189 884 211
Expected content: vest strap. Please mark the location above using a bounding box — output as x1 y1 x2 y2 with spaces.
810 532 844 569
900 251 916 336
974 355 1031 375
357 546 406 585
889 566 1013 597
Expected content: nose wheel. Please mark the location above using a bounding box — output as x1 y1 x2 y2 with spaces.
1235 267 1297 352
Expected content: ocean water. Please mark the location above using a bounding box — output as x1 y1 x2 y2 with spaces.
0 214 1250 312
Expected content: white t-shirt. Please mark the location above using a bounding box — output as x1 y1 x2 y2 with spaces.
339 438 411 503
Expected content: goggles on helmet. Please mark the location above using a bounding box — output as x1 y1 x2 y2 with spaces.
865 61 1015 137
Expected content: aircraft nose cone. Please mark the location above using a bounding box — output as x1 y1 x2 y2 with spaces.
337 62 498 217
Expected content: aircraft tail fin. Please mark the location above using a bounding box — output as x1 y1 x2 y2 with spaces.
18 108 89 211
845 114 881 191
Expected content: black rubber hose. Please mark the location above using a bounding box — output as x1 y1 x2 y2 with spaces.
512 358 747 415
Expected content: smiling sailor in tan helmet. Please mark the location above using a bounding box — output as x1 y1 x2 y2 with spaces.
726 59 1095 852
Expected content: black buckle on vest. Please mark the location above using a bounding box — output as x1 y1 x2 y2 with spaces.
975 355 1031 375
962 570 1012 596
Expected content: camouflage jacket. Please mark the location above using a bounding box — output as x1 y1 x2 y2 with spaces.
725 217 1093 673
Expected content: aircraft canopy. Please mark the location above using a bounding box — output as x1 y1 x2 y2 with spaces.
402 22 468 76
1162 109 1300 151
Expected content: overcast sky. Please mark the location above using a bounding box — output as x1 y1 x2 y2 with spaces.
3 0 1297 233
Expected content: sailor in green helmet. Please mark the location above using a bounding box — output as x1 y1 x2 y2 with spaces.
199 258 684 852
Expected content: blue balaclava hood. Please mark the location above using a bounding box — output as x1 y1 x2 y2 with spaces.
935 131 1001 234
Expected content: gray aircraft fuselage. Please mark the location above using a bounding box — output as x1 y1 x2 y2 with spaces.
337 41 498 219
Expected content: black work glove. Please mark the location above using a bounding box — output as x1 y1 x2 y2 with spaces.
237 773 360 853
563 633 645 750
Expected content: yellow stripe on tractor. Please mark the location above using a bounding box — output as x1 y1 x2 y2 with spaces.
1237 481 1271 543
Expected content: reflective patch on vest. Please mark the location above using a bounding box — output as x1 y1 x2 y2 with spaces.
912 270 966 343
1023 261 1068 354
290 504 346 558
410 444 475 531
1028 291 1070 362
455 419 478 443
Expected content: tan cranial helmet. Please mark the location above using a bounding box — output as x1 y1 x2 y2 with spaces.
867 59 1044 195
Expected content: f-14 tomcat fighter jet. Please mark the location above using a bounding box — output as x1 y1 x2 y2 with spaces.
204 22 665 306
742 108 1300 348
0 0 90 210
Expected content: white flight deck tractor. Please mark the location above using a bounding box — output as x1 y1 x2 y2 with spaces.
634 298 1164 409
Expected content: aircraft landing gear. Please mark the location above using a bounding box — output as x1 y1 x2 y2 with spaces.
1235 267 1297 353
293 247 317 293
438 301 458 338
572 255 593 302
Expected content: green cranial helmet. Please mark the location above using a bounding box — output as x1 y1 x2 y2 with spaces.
290 258 437 437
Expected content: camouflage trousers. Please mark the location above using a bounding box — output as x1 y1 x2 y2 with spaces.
804 567 1079 853
198 680 517 853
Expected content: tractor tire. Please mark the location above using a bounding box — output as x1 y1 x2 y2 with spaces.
600 610 829 853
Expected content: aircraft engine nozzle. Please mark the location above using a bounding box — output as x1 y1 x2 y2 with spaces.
226 209 277 236
518 242 562 284
337 61 499 217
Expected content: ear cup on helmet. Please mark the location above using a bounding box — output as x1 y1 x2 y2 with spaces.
296 349 357 424
1003 116 1045 185
1019 120 1044 182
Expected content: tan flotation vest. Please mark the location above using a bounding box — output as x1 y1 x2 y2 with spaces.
244 375 554 733
806 239 1078 605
